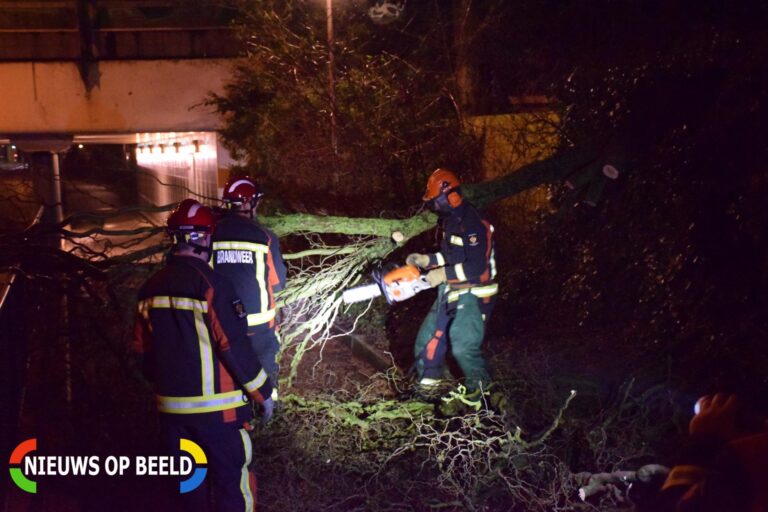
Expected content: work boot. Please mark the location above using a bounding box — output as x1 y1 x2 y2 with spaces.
412 377 451 402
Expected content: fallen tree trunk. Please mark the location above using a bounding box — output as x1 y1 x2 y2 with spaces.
2 134 620 384
576 464 670 501
260 136 610 242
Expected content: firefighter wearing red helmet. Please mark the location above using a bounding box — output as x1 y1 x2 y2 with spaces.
165 198 217 256
132 199 273 511
212 177 287 402
406 168 498 412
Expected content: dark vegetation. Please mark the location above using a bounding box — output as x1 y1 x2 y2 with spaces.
212 1 768 509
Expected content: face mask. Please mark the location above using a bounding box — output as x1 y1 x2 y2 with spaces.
430 194 452 215
193 244 213 262
178 232 213 261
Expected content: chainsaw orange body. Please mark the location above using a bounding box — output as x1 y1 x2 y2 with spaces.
342 264 433 304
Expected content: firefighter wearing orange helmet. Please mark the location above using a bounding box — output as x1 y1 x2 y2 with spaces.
407 169 498 410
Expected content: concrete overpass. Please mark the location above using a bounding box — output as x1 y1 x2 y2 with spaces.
0 1 244 220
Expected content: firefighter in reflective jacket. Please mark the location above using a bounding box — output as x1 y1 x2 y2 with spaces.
406 169 498 408
132 199 273 512
212 177 287 400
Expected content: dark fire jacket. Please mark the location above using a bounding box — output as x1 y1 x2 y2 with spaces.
426 201 498 288
211 213 287 334
132 254 272 426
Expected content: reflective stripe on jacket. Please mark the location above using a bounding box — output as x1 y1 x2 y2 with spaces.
427 201 497 286
211 213 287 331
132 255 272 425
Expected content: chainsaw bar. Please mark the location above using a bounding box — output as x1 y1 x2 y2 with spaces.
342 283 382 304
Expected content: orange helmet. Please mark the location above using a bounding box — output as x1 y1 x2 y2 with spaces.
423 168 462 207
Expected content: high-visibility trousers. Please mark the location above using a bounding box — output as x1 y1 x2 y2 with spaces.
414 284 496 391
161 419 257 512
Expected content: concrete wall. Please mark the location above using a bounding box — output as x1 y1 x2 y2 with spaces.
0 59 233 135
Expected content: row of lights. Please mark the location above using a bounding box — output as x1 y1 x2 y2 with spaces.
136 140 201 155
6 142 207 161
7 142 201 151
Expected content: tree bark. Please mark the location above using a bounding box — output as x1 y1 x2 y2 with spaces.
261 137 608 242
262 211 437 241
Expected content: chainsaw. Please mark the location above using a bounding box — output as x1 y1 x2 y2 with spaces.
342 264 433 304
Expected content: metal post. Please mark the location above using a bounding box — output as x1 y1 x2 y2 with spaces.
326 0 338 157
63 294 72 406
51 151 64 224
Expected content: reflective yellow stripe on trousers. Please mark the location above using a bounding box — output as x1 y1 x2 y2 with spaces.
238 429 255 512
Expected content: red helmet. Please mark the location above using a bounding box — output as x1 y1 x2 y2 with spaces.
423 168 462 207
222 177 263 208
167 199 215 235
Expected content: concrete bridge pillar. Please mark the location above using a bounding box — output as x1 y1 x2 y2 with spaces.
11 136 73 225
50 152 64 224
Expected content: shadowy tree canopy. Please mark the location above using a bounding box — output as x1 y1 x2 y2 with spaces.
212 0 768 395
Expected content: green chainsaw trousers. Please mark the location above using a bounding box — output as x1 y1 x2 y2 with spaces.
414 284 495 392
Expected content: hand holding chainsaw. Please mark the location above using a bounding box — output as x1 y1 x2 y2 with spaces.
406 253 431 269
343 264 436 304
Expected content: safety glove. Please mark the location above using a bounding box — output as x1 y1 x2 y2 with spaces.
260 397 275 425
406 253 431 269
426 267 447 287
